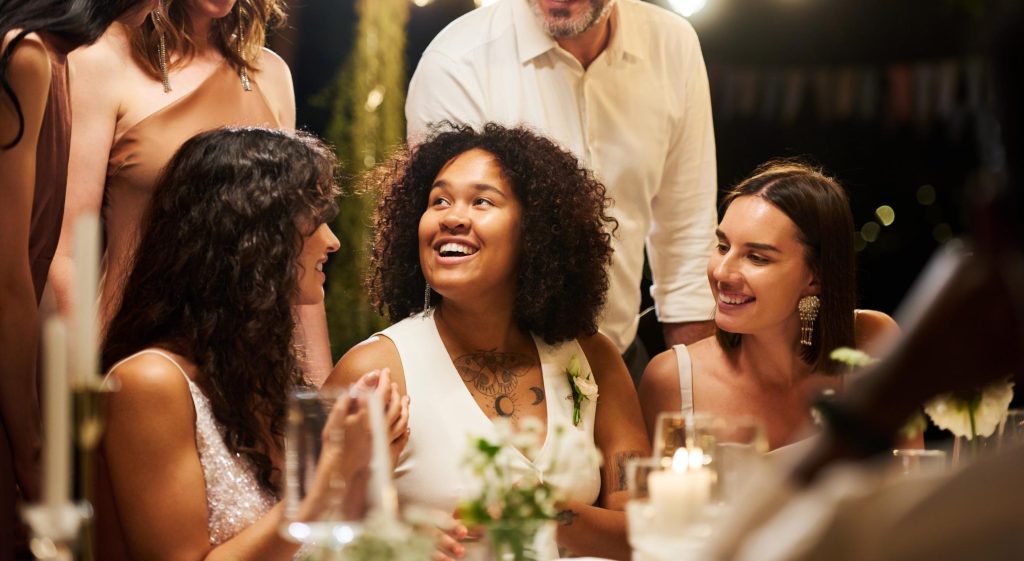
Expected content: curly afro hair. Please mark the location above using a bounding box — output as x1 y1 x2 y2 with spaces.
368 122 616 345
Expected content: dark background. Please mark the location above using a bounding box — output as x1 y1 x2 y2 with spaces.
275 0 1004 329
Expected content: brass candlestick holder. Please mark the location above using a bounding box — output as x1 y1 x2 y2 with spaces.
22 376 112 561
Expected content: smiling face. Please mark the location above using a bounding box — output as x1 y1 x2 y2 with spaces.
709 195 819 337
295 221 340 305
418 149 523 305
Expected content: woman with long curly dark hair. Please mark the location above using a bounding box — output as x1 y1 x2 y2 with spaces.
330 123 651 561
98 127 407 561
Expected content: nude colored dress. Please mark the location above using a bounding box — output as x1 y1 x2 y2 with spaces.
28 35 72 302
100 63 280 325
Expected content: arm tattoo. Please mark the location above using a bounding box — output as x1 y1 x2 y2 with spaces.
612 450 644 492
453 349 534 418
555 509 578 526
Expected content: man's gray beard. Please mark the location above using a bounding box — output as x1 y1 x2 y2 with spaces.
527 0 616 38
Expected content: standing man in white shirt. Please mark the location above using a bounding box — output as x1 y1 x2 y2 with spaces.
406 0 717 376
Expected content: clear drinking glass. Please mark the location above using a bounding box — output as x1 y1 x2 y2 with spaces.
998 409 1024 449
690 414 768 505
652 411 690 465
891 449 947 476
280 386 371 549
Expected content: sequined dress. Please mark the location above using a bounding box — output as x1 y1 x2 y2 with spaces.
108 350 277 545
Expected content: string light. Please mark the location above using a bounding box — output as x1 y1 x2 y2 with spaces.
875 205 895 226
668 0 707 17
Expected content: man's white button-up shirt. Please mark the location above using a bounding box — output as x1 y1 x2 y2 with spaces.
406 0 718 352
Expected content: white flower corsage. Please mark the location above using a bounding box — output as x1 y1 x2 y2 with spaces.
565 355 598 426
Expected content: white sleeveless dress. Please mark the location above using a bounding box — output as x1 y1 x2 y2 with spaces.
672 343 817 461
381 313 602 560
107 350 286 549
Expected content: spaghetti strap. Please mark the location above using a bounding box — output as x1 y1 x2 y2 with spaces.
673 343 694 413
106 348 191 382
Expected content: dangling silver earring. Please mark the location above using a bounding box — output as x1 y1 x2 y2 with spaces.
423 282 432 311
153 6 171 93
798 295 821 346
235 3 251 91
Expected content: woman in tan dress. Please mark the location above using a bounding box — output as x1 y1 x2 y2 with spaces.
50 0 335 383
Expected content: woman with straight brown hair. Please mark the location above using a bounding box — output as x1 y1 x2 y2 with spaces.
50 0 335 383
639 161 909 452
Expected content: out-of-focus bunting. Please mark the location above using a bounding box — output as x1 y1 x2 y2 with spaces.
708 58 990 130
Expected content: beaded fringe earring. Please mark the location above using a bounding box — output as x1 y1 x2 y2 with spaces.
798 295 821 346
423 282 432 310
153 7 171 93
236 3 252 91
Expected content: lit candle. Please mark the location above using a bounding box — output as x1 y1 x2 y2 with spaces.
366 391 398 519
647 447 712 525
42 317 70 508
71 214 100 387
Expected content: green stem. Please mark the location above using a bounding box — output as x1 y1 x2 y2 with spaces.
969 405 978 456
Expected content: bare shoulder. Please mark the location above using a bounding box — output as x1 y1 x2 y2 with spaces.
2 30 50 87
70 23 131 74
68 24 133 109
106 353 195 421
577 331 626 384
254 47 291 78
854 309 900 354
639 347 679 394
328 335 404 389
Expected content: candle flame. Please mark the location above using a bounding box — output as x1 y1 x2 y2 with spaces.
671 446 706 472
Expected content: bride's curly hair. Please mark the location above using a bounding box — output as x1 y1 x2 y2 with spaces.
368 122 616 344
103 127 340 495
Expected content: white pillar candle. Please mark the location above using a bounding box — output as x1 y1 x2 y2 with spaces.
647 447 712 526
42 318 70 508
71 214 100 387
366 391 398 519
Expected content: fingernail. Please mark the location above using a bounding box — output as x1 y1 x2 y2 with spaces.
363 371 379 387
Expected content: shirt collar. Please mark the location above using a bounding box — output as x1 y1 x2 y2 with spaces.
512 0 559 64
511 0 646 66
606 1 646 62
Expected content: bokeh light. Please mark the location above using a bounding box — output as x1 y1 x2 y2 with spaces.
860 221 881 242
875 205 895 226
668 0 708 17
916 184 936 205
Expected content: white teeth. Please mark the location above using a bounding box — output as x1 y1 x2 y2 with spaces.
719 294 752 305
316 262 324 272
438 242 477 256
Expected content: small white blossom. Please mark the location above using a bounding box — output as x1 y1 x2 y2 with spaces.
565 355 599 426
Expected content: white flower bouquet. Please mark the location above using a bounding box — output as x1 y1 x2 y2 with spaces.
456 418 558 561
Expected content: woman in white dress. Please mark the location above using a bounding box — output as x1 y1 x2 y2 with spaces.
98 128 408 561
638 162 913 452
330 124 651 561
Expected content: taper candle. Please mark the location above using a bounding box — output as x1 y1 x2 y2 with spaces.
71 214 100 387
42 317 70 508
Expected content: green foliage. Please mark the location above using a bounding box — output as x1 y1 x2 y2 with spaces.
323 0 409 358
